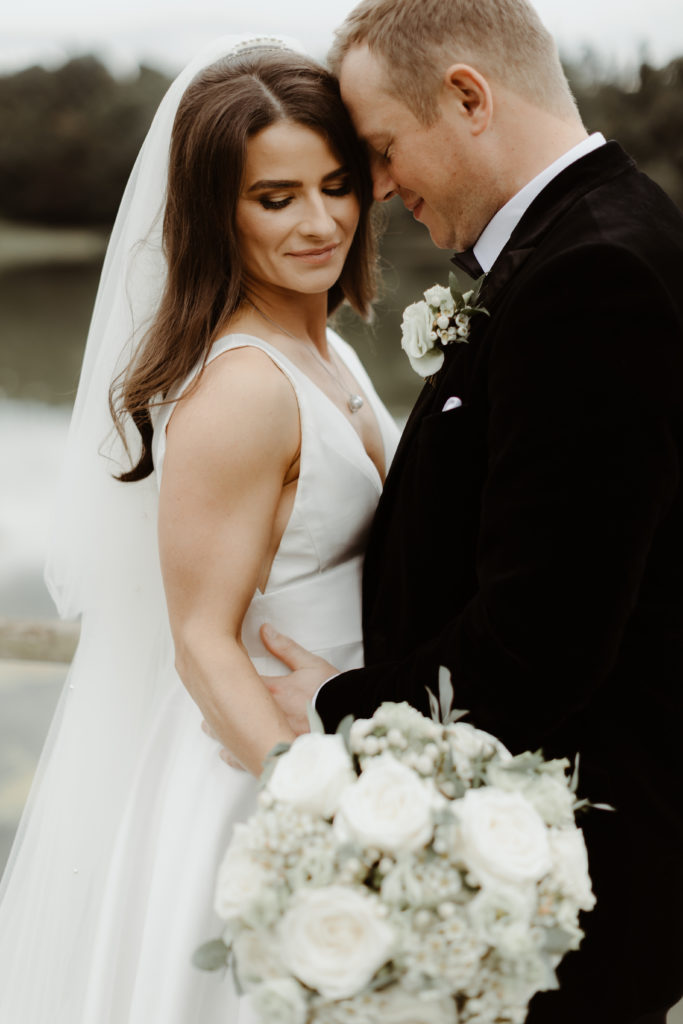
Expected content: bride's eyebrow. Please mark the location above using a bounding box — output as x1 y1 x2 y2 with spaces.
247 166 349 192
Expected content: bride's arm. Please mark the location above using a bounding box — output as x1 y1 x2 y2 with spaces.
158 346 300 775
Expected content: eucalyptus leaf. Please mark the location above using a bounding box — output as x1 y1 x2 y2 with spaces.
258 739 292 787
336 713 355 755
570 753 581 793
307 701 325 735
426 685 440 723
438 665 454 720
542 926 574 956
444 706 468 725
470 273 487 304
448 270 464 304
192 938 230 972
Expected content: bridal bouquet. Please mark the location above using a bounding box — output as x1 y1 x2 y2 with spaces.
195 672 597 1024
400 272 489 378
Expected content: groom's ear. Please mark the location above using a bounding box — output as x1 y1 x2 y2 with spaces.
442 64 492 136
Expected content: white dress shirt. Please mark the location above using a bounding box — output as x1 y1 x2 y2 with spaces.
473 133 606 273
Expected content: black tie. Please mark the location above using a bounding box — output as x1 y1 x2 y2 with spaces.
450 248 484 280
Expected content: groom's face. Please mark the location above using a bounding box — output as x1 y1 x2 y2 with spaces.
339 45 488 251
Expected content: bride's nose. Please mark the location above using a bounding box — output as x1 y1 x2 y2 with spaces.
299 193 337 238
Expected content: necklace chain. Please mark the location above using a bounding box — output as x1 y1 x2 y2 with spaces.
246 300 364 414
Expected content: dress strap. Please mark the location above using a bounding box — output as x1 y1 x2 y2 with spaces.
151 334 304 487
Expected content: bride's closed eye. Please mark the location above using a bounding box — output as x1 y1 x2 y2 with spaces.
323 178 352 198
258 178 352 211
259 195 293 210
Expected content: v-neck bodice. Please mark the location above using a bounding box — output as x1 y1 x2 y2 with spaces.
153 328 400 671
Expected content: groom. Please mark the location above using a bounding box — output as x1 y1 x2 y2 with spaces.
259 0 683 1020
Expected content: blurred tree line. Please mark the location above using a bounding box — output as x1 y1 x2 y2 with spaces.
0 51 681 226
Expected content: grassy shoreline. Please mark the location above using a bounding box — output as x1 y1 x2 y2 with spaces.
0 219 109 270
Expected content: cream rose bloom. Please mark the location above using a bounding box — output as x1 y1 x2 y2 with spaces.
334 753 439 853
214 824 271 920
279 886 395 999
266 733 355 818
424 284 455 313
548 827 596 910
455 788 553 887
400 301 444 376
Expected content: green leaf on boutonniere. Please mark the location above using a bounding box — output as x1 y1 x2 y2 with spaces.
449 270 464 304
470 273 487 305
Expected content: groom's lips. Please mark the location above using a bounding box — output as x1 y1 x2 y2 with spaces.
409 199 425 221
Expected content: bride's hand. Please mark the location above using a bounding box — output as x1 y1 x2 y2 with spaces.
258 623 338 735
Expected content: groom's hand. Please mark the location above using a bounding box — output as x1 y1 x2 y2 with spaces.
259 623 338 735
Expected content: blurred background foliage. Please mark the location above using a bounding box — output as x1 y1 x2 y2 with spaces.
0 51 681 226
0 49 682 416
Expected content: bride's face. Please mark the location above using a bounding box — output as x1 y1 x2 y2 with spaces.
236 120 360 299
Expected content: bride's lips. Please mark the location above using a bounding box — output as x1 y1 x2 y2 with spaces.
287 244 339 265
410 199 425 221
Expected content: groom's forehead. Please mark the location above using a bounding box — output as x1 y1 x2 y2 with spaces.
339 45 402 133
339 44 389 99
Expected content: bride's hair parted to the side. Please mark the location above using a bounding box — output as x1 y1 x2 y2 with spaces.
111 49 377 482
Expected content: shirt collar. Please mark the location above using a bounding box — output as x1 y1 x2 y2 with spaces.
473 133 606 273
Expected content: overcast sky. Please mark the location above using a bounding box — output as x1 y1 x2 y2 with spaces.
2 0 682 76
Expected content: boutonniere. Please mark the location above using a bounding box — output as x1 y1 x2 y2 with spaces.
400 271 489 378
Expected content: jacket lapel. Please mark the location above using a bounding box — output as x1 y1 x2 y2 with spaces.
474 142 635 306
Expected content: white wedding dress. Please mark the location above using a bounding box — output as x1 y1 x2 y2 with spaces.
0 329 399 1023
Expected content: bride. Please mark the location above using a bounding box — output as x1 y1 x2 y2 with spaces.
0 35 399 1022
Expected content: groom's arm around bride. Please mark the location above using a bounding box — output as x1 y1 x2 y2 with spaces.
263 1 683 1021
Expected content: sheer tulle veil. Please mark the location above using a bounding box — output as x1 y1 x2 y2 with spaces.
0 33 304 1020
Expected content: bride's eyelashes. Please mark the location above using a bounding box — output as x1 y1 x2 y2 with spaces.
257 178 353 211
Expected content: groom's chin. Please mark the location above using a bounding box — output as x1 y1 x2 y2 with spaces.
424 223 458 250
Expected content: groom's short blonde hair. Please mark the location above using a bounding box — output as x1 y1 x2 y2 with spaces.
329 0 578 122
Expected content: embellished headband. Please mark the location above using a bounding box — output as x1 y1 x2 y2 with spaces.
226 37 295 60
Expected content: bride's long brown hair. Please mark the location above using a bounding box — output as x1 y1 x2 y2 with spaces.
110 49 377 482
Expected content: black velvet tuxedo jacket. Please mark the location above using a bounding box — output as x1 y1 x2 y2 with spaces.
318 143 683 1021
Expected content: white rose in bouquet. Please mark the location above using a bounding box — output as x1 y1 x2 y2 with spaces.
214 825 273 921
334 753 439 853
400 301 444 377
250 978 308 1024
266 733 355 818
548 827 596 910
279 886 395 1000
455 788 552 887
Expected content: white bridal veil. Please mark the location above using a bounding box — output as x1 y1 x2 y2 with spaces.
0 33 303 1020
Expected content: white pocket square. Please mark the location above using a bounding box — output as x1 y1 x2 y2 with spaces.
442 396 462 412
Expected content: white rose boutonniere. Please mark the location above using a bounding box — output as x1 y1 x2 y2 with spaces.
400 270 489 378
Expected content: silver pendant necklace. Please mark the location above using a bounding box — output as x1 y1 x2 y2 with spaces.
246 300 364 414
